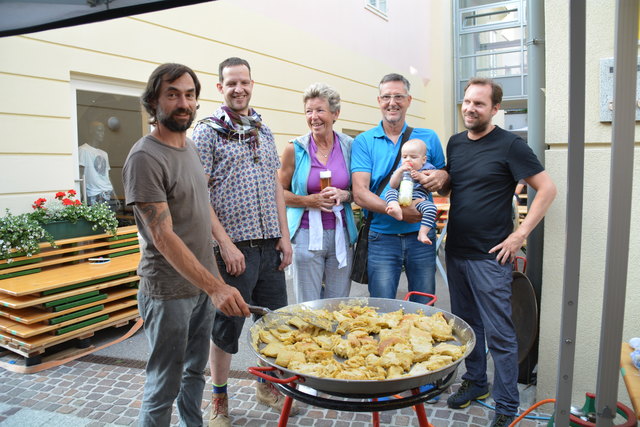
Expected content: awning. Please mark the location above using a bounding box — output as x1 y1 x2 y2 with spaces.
0 0 215 38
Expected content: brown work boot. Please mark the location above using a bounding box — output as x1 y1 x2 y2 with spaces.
255 381 300 416
208 392 230 427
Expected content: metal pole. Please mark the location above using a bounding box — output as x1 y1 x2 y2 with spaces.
525 0 545 303
595 1 638 425
554 1 586 425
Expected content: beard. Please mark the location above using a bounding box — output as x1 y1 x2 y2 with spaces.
464 114 491 133
157 107 196 132
383 108 403 125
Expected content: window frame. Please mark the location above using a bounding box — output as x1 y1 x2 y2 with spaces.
454 0 528 102
365 0 388 19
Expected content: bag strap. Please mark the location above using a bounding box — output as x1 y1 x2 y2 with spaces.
365 126 414 222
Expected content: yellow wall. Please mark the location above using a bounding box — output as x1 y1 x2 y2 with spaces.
538 0 640 408
0 0 442 214
423 1 456 140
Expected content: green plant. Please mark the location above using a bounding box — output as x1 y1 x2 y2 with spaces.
0 190 118 262
0 210 53 262
30 190 118 235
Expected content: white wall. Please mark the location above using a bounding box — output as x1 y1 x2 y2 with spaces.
0 0 442 214
537 0 640 409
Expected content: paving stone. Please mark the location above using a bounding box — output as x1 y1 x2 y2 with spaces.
0 359 554 426
354 413 370 421
115 416 137 425
100 395 117 404
453 411 471 422
119 389 139 399
47 403 62 411
394 414 411 425
100 412 119 423
76 407 94 417
56 405 77 414
124 408 139 417
32 401 50 410
88 410 105 420
2 406 21 416
86 400 101 408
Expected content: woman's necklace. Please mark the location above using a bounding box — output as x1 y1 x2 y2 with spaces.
316 143 333 159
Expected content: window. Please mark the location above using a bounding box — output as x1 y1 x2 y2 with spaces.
454 0 527 101
71 76 145 224
365 0 387 17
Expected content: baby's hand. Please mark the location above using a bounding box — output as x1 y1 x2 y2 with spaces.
411 169 428 184
401 161 413 171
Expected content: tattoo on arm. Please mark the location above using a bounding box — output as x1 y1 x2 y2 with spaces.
137 203 170 228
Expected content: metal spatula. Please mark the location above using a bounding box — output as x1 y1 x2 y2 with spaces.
248 304 338 332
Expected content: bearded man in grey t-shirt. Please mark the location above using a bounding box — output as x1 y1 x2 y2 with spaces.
123 63 249 426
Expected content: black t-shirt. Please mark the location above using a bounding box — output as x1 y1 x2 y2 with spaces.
445 126 544 259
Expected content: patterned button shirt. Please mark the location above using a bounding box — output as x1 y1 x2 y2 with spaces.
193 109 282 244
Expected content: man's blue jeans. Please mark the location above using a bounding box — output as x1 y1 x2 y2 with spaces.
138 291 214 427
367 229 437 304
445 253 519 417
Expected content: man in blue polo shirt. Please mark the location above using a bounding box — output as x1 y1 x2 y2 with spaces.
351 73 449 303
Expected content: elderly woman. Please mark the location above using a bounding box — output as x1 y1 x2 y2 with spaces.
279 83 358 303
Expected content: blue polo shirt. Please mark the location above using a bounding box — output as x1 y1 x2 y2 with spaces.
351 122 445 234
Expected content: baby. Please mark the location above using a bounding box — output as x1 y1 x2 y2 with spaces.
385 139 437 244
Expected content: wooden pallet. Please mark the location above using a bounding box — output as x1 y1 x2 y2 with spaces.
0 226 141 365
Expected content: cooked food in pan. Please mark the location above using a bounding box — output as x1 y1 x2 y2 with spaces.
255 304 466 380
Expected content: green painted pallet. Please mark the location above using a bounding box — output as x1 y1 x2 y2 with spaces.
0 268 42 280
108 248 140 258
53 294 108 312
55 314 109 335
44 290 100 308
49 305 104 325
0 257 42 270
108 232 138 241
108 240 138 249
42 273 130 295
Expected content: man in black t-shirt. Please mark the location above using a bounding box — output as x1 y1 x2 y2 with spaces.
438 78 556 427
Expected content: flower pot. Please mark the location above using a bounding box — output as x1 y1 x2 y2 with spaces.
41 220 104 241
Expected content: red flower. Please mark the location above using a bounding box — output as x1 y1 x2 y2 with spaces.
68 189 77 196
74 200 81 205
62 198 75 206
55 191 66 199
32 198 47 210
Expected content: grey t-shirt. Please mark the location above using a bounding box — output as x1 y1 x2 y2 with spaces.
123 134 215 299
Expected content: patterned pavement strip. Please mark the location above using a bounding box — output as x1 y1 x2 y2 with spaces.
0 357 551 426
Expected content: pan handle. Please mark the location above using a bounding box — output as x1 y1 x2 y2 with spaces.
248 304 270 316
403 291 437 306
248 366 301 384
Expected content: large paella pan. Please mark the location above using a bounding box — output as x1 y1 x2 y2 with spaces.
248 297 475 396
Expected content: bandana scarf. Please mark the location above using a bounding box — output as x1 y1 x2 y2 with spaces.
201 105 262 162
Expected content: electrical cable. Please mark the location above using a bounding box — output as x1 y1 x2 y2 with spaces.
474 398 552 421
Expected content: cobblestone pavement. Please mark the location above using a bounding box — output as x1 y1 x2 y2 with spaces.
0 358 551 426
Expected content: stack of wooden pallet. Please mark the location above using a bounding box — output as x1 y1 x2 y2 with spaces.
0 225 141 365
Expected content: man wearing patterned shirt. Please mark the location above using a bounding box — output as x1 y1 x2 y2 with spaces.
192 57 294 427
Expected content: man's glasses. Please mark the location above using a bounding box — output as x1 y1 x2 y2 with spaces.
379 94 409 102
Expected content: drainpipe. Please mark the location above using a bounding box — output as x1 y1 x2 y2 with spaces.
526 0 545 306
